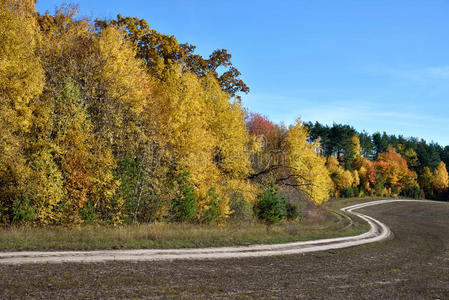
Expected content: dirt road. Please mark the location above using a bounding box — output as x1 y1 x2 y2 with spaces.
0 199 414 264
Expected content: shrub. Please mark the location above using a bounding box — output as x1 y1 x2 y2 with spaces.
169 172 197 223
391 185 399 196
434 189 449 201
286 201 302 221
80 202 97 225
254 183 287 225
400 185 423 199
115 157 141 218
343 187 354 198
12 197 35 224
358 189 365 197
342 187 360 198
201 187 221 225
374 175 386 196
229 192 254 222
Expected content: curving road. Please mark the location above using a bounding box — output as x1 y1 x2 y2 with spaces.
0 199 429 264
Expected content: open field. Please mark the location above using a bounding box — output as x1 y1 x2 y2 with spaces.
1 200 448 298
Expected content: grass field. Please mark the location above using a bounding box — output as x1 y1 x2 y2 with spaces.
0 198 374 251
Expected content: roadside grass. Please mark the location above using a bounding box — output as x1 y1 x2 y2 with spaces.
0 205 369 251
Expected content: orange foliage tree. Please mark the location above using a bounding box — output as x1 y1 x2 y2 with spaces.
374 150 417 194
246 112 280 150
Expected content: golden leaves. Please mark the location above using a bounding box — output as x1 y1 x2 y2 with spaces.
432 162 449 192
286 120 332 205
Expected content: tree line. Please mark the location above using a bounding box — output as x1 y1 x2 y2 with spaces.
304 122 449 200
0 1 332 225
1 1 447 227
246 115 449 202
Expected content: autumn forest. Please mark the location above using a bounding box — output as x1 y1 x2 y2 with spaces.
1 1 448 226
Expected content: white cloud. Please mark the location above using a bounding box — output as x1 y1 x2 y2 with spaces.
362 64 449 81
242 93 449 145
426 66 449 79
302 100 447 125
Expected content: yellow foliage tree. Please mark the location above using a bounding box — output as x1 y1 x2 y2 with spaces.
27 149 65 224
91 25 148 152
37 10 153 223
0 0 45 223
432 162 449 192
150 68 219 217
352 170 360 187
286 120 332 205
52 82 119 223
37 5 93 97
333 169 353 194
404 148 419 169
327 156 340 173
38 9 148 155
202 74 252 178
349 134 362 158
201 74 257 216
327 157 355 196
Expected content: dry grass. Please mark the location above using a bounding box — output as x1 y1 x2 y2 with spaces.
0 209 368 251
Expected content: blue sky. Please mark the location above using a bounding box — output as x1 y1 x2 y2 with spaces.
36 0 449 146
